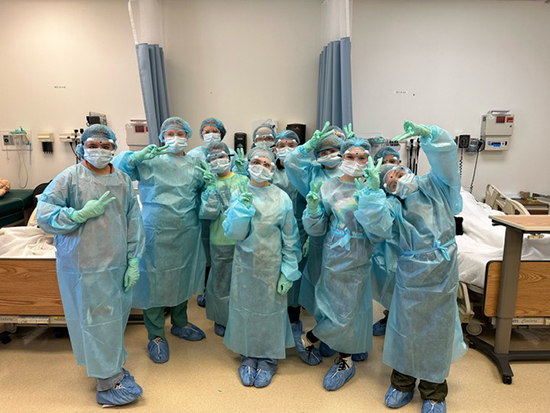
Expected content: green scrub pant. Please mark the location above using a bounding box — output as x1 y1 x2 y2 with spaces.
391 369 448 402
143 301 189 341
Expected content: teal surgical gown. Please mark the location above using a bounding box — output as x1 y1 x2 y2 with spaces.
199 172 249 327
355 126 467 383
113 152 206 309
36 163 145 379
303 177 373 355
284 146 342 316
222 183 301 359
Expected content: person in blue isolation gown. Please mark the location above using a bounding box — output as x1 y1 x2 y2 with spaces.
222 147 301 389
355 121 467 413
299 136 375 391
37 124 145 407
113 117 207 364
197 141 249 337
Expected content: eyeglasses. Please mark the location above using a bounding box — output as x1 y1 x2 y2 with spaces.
250 158 273 168
256 134 274 143
343 152 369 164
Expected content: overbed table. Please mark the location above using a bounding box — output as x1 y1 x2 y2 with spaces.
467 215 550 384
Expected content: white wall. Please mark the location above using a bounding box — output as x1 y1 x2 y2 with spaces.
163 0 322 150
0 0 144 189
352 0 550 200
2 0 549 202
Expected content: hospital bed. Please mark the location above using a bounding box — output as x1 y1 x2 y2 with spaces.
456 187 550 337
0 225 143 344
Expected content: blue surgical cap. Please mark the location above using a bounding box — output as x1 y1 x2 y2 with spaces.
314 134 344 159
374 145 401 163
76 124 117 158
200 117 227 139
159 117 193 143
252 124 276 143
247 147 275 163
275 130 300 145
340 138 371 155
206 141 231 161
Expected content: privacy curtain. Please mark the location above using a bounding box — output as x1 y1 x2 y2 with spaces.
317 0 353 129
128 0 169 144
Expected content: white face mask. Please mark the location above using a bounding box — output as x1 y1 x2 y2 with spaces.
203 132 221 145
255 141 274 150
164 137 188 153
317 152 341 168
249 164 273 183
84 148 114 169
209 158 231 174
395 173 419 199
339 159 365 177
276 147 293 162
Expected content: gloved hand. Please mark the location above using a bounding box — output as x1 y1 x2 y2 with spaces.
234 147 247 172
124 258 140 292
133 144 171 163
354 178 364 203
71 191 116 223
363 157 383 191
343 123 356 139
306 181 322 214
392 120 431 141
195 160 216 190
302 236 310 258
302 121 333 153
238 180 253 209
277 273 293 295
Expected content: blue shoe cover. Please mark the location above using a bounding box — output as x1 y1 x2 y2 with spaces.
293 328 323 366
197 293 206 308
238 365 257 387
171 322 206 341
96 376 143 406
254 369 275 388
147 337 169 363
373 319 387 336
319 341 336 357
214 323 226 337
323 357 356 391
422 400 446 413
385 385 414 408
352 352 369 362
291 320 303 333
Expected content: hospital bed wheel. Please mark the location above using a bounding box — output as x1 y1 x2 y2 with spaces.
1 335 11 345
466 322 482 336
502 375 512 385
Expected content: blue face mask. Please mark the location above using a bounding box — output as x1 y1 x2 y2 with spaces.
209 158 230 174
317 152 341 168
249 164 273 182
395 173 419 199
84 148 114 169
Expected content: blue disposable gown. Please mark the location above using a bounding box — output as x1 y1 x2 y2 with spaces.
303 177 373 355
113 152 206 309
355 126 467 383
36 163 145 379
188 145 237 267
284 146 342 315
272 166 307 307
371 240 399 310
200 172 249 327
222 183 301 359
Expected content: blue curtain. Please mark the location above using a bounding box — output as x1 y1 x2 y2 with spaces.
136 43 170 144
316 37 352 129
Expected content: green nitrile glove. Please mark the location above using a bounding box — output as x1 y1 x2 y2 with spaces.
302 121 333 153
234 147 247 172
238 180 253 209
364 157 383 191
133 144 171 163
124 258 140 292
71 191 116 223
392 120 431 142
277 273 293 295
354 178 365 203
195 160 217 190
306 181 322 214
